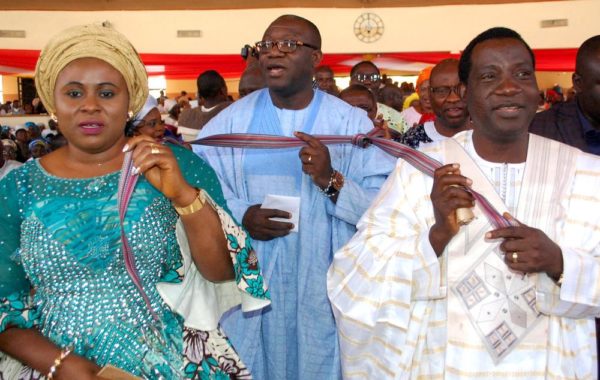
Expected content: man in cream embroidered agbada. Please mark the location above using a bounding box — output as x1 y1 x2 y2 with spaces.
328 27 600 379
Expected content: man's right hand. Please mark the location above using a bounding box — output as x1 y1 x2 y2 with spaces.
429 163 474 256
242 204 294 241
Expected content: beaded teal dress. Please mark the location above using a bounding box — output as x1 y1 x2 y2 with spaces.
0 144 270 379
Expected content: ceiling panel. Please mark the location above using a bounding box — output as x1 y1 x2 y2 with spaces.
0 0 568 11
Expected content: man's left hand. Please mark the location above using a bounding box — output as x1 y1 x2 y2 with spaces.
486 213 563 279
295 131 333 189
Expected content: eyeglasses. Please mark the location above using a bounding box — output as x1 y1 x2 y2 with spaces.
351 73 381 83
137 119 165 129
429 84 464 100
254 40 319 54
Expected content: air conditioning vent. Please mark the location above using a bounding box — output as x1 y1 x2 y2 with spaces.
177 30 202 38
0 30 26 38
540 19 568 28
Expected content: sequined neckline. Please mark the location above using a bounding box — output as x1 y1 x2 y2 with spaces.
34 158 120 183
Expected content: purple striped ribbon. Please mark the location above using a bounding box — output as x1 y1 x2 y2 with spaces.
115 131 512 318
117 151 160 322
189 129 512 229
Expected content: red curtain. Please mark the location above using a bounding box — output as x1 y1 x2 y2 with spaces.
0 48 578 78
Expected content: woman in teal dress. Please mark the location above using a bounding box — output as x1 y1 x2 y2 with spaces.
0 24 269 379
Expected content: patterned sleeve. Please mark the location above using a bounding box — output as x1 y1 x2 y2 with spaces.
156 144 270 329
0 292 39 333
0 171 38 333
171 143 269 296
205 194 270 301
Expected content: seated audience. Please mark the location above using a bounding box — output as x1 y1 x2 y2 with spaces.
0 102 11 115
0 140 21 180
0 126 11 140
14 125 31 162
23 103 34 115
25 122 42 140
1 139 17 161
28 139 50 159
10 100 25 115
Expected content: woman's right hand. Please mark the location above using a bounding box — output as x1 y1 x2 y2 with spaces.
429 163 474 256
56 354 103 380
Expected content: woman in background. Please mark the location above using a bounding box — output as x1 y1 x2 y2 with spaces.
131 95 167 141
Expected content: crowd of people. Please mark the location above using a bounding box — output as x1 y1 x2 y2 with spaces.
0 98 47 116
0 13 598 380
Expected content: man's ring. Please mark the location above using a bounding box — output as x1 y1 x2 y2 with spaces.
150 144 160 155
308 155 312 163
511 252 519 263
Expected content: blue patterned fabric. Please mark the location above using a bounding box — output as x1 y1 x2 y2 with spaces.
394 123 433 149
0 143 267 379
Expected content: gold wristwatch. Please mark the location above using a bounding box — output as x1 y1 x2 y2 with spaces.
323 170 344 197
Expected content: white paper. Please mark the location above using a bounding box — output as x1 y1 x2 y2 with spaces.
261 194 300 232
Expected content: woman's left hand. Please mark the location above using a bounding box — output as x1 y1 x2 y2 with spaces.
124 136 196 206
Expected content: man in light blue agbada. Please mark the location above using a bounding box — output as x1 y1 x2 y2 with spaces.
194 15 394 379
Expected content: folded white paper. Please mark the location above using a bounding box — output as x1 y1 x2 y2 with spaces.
261 194 300 232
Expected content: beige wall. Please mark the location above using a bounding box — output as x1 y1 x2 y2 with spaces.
2 76 18 101
165 79 196 99
536 71 574 91
0 1 598 55
166 78 242 99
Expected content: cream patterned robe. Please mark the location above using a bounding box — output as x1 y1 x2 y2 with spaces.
328 131 600 379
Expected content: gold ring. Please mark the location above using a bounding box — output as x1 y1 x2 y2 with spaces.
150 144 160 155
308 155 312 163
511 252 519 264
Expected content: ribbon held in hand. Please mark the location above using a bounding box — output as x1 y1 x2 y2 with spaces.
190 129 511 229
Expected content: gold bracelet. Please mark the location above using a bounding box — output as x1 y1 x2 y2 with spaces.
173 188 206 216
47 347 72 379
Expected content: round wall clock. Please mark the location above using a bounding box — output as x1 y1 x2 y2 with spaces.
353 13 384 43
